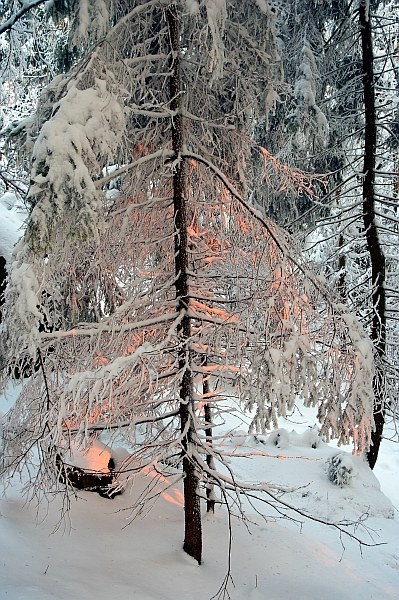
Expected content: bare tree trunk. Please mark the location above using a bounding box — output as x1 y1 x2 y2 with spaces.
0 256 7 324
337 233 346 301
202 359 215 514
359 1 386 469
167 4 202 564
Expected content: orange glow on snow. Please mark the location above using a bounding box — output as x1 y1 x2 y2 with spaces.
142 463 184 508
84 446 111 472
66 444 112 473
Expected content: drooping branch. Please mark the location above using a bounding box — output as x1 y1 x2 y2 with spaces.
95 149 174 188
181 149 347 304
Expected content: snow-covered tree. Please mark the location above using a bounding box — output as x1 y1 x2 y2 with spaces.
259 0 398 468
0 0 376 567
0 0 67 199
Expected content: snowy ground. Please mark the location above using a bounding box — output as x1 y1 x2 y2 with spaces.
0 386 398 600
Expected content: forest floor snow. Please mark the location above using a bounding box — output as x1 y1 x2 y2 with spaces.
0 387 398 600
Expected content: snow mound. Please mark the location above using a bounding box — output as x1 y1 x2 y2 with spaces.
225 426 322 450
264 426 322 449
223 428 395 522
64 439 113 473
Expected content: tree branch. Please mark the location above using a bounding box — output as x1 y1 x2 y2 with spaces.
0 0 47 35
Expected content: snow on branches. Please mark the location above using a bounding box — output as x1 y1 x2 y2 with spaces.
0 1 375 544
27 76 125 248
293 38 329 147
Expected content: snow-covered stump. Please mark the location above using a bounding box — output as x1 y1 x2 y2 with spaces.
56 441 123 500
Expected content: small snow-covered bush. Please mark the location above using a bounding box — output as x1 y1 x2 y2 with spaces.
267 428 290 449
266 426 322 449
327 452 357 486
291 425 321 449
301 426 321 449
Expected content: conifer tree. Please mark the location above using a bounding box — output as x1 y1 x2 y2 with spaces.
0 0 376 565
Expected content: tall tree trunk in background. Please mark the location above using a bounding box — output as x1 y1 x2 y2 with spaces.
167 4 202 564
0 256 7 324
202 357 215 514
359 0 386 469
337 233 346 301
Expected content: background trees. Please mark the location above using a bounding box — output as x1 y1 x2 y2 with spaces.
0 0 64 198
0 0 391 565
258 0 398 468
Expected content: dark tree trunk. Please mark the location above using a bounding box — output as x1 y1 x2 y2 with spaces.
203 364 215 514
337 233 346 301
0 256 7 324
359 1 386 469
167 4 202 564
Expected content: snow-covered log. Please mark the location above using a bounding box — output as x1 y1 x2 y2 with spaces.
56 441 122 500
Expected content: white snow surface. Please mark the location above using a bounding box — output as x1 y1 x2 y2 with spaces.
0 192 26 262
0 388 398 600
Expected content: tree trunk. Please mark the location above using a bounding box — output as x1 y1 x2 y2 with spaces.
359 1 386 469
167 4 202 564
0 256 7 324
203 360 215 514
337 233 346 301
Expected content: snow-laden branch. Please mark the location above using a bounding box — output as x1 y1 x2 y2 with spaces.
40 311 180 341
122 53 168 65
95 149 174 189
0 0 46 35
65 407 181 433
104 0 166 38
128 107 177 119
181 109 236 130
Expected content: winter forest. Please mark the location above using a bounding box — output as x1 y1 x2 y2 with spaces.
0 1 398 598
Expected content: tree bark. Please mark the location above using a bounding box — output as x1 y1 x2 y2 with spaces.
203 359 215 514
337 233 346 301
359 1 386 469
166 4 202 564
0 256 7 324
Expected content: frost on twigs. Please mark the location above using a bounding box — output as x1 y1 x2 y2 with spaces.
204 0 228 81
185 0 200 15
316 308 375 452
